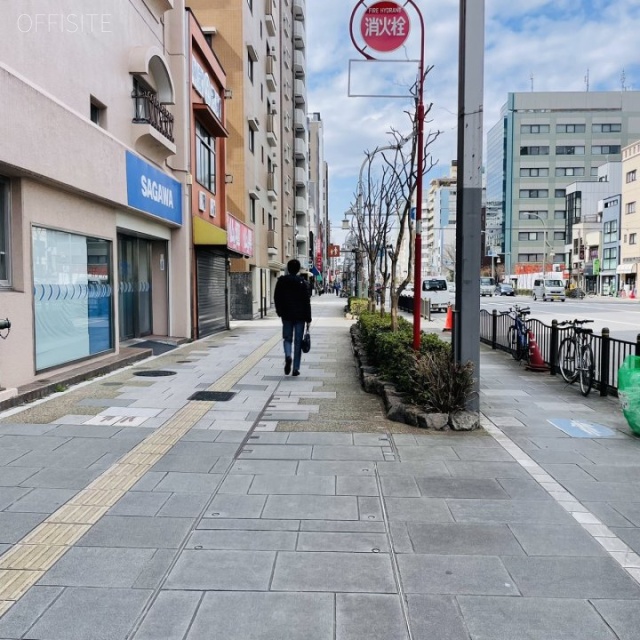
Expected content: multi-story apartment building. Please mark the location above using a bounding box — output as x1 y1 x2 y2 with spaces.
188 0 308 319
620 141 640 293
0 0 191 395
308 112 328 284
600 193 622 295
486 91 640 279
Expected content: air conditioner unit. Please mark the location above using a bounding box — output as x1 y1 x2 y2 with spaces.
198 192 206 212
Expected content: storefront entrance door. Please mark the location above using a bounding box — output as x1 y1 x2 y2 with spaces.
118 235 152 340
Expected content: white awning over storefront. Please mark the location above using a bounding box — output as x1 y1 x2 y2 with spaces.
616 263 638 274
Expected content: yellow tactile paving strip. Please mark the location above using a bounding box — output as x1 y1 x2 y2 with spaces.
0 333 280 616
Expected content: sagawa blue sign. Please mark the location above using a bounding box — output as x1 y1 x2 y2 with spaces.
126 151 182 225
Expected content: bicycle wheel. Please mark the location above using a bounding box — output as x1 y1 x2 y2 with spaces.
508 326 519 360
558 337 578 383
579 344 594 396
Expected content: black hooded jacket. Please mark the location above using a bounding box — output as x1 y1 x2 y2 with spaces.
274 274 312 322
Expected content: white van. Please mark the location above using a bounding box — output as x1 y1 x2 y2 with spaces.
532 278 566 302
480 277 495 297
421 277 450 312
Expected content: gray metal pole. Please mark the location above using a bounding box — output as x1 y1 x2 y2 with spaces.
454 0 485 411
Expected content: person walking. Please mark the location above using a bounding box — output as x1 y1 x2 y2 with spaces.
274 259 312 376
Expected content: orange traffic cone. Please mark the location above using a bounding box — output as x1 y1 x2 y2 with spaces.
526 330 549 372
442 304 453 332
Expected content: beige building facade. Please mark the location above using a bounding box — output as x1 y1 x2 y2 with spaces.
620 141 640 292
0 0 192 395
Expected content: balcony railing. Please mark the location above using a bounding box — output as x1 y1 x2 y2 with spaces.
132 90 175 142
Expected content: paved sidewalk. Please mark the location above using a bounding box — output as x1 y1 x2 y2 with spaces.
0 296 639 639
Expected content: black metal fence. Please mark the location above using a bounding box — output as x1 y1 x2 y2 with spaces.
480 308 640 396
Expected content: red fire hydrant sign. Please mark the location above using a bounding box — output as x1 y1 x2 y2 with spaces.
360 1 410 53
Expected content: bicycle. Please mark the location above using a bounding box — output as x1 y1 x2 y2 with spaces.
557 319 595 396
503 305 531 363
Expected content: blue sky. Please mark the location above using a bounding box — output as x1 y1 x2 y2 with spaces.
306 0 640 245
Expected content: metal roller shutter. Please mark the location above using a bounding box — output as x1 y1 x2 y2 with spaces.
196 249 227 336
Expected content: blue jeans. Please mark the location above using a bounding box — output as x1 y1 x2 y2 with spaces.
282 320 306 371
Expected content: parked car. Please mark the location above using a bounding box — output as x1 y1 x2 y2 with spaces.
480 276 495 296
495 283 515 296
421 277 450 312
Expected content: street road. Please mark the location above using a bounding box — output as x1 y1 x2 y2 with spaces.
481 295 640 343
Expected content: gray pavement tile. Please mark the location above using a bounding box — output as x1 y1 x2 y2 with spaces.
78 515 194 548
0 486 31 510
450 445 516 462
0 447 30 465
131 548 177 589
239 444 313 460
198 518 300 531
376 461 451 476
108 491 171 516
583 501 636 527
543 463 599 483
0 586 63 638
311 445 386 461
352 434 391 446
246 432 290 444
0 466 40 486
262 494 358 520
133 591 201 640
0 511 47 543
359 496 383 521
231 460 298 475
380 476 420 497
301 520 386 533
447 499 575 524
396 446 459 461
496 477 554 500
415 477 511 499
458 595 619 640
509 523 609 556
384 497 454 523
337 475 379 496
5 488 76 514
592 599 640 640
561 479 640 502
389 522 413 553
171 441 240 457
407 522 526 556
38 546 157 588
207 494 267 518
130 471 166 492
585 464 640 482
19 467 103 489
217 474 253 494
297 531 389 552
0 423 59 435
187 529 297 550
179 430 222 442
611 527 640 554
0 434 69 450
165 549 275 590
336 593 407 640
607 502 640 527
209 457 235 473
527 448 595 464
186 592 334 640
297 461 377 476
157 492 210 518
286 432 353 445
271 551 396 593
398 554 519 595
444 460 529 478
248 474 335 495
26 587 152 640
503 556 640 598
407 595 470 640
150 453 218 473
154 472 223 494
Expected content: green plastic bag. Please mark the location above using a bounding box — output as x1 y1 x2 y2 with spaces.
618 355 640 436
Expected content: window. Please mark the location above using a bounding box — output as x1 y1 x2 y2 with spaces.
247 0 253 11
604 220 618 243
554 210 566 220
556 124 585 133
555 167 584 177
554 231 566 241
520 146 549 156
555 189 566 198
247 51 254 82
90 98 105 127
521 124 550 134
0 177 9 286
518 232 542 241
592 145 621 154
518 253 543 262
248 126 255 153
556 146 585 155
195 122 216 193
603 247 617 270
520 167 549 177
593 123 621 133
519 189 548 198
627 170 637 183
249 196 256 224
625 201 637 214
631 233 637 245
519 210 547 220
605 199 619 208
590 167 600 176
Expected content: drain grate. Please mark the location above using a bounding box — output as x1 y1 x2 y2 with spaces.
101 382 123 387
133 370 177 377
176 360 194 363
189 391 236 402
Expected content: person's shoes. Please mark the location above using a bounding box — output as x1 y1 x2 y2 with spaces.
292 370 300 377
284 357 292 375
